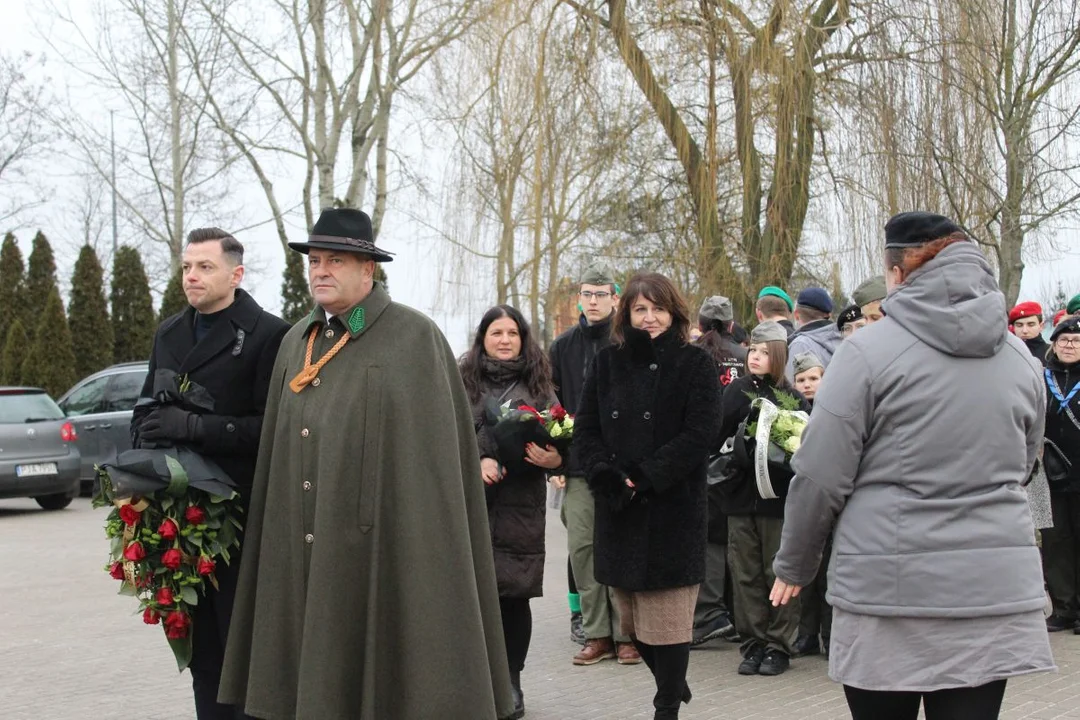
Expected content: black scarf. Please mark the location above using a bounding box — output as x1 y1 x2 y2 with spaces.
481 355 525 388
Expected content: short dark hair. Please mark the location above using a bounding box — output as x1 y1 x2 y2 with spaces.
756 295 791 319
795 305 829 323
186 227 244 266
611 272 691 345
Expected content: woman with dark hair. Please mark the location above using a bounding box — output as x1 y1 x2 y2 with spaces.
1041 316 1080 633
459 304 562 720
771 212 1053 720
575 273 720 719
716 321 809 677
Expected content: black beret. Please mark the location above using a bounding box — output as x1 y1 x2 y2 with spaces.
836 304 862 331
1051 316 1080 342
884 212 963 249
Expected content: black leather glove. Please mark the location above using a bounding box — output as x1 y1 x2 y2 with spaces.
138 406 203 444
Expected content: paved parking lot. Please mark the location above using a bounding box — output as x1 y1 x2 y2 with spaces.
2 498 1080 719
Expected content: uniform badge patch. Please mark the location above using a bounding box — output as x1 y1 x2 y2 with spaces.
348 306 366 334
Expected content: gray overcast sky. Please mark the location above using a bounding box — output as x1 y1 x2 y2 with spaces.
3 0 1079 357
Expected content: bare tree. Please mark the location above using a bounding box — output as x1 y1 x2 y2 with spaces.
39 0 240 278
188 0 487 253
430 0 648 343
0 52 52 228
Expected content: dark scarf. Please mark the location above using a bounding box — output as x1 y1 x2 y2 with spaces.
481 355 526 388
579 312 614 340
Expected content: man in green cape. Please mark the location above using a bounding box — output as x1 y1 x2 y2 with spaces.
218 208 515 720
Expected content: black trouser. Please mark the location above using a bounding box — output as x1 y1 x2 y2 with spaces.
191 549 255 720
799 535 832 642
1043 492 1080 619
499 597 533 673
844 680 1007 720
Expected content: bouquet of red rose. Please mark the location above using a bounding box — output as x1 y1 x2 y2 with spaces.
93 371 242 671
484 399 574 476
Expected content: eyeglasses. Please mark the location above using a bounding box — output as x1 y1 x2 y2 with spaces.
1057 337 1080 348
580 291 611 300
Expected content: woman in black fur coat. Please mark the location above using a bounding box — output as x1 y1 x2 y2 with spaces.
574 273 720 720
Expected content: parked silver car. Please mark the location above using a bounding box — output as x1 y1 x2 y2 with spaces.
0 388 81 510
57 362 149 493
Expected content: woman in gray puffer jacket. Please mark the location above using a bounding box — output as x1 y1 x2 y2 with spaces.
771 212 1054 720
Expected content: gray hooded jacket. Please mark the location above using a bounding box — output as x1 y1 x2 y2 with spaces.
786 320 843 381
774 243 1046 618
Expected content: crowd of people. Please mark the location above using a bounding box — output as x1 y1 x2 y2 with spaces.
125 206 1078 720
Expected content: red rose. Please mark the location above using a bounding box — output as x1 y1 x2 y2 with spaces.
550 404 567 421
156 587 174 606
196 556 216 576
161 548 183 570
118 504 141 526
123 542 146 562
143 607 160 625
108 562 125 580
164 611 190 639
158 518 178 540
184 506 206 525
517 405 543 421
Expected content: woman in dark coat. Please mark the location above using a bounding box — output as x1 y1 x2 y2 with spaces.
575 273 720 720
1042 316 1080 632
460 305 561 720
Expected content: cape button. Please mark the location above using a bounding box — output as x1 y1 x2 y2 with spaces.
301 428 310 438
312 378 321 387
302 481 312 491
325 328 335 339
304 533 314 544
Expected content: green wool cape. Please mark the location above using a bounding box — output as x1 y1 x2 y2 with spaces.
219 284 515 720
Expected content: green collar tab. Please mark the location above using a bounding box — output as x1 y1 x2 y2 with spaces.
348 306 366 334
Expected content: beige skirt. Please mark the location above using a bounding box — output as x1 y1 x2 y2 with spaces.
611 585 700 645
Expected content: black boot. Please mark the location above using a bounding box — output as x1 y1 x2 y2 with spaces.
633 638 657 673
508 671 525 719
650 643 691 720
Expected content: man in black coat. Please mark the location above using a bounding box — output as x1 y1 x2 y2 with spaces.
131 228 289 720
549 264 641 666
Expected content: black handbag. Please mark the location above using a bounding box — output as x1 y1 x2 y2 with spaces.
706 436 735 486
1044 438 1073 484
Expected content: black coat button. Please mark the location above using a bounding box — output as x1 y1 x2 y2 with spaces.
644 412 652 420
611 410 619 419
225 422 236 432
649 363 658 371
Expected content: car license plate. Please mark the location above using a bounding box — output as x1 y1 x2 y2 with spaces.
16 463 58 477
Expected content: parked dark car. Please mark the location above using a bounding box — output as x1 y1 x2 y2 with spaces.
57 362 149 493
0 388 81 510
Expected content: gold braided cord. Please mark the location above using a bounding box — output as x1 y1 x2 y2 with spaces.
289 325 351 393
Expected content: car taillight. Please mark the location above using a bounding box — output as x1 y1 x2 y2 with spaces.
61 422 77 442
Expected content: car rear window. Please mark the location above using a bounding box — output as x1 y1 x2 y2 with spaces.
0 391 66 423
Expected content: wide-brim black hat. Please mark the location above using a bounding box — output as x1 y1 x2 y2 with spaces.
288 208 395 262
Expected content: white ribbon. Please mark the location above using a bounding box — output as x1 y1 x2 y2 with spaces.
750 397 809 500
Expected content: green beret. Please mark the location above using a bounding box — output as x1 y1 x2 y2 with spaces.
1068 293 1080 315
757 286 793 312
852 276 887 307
